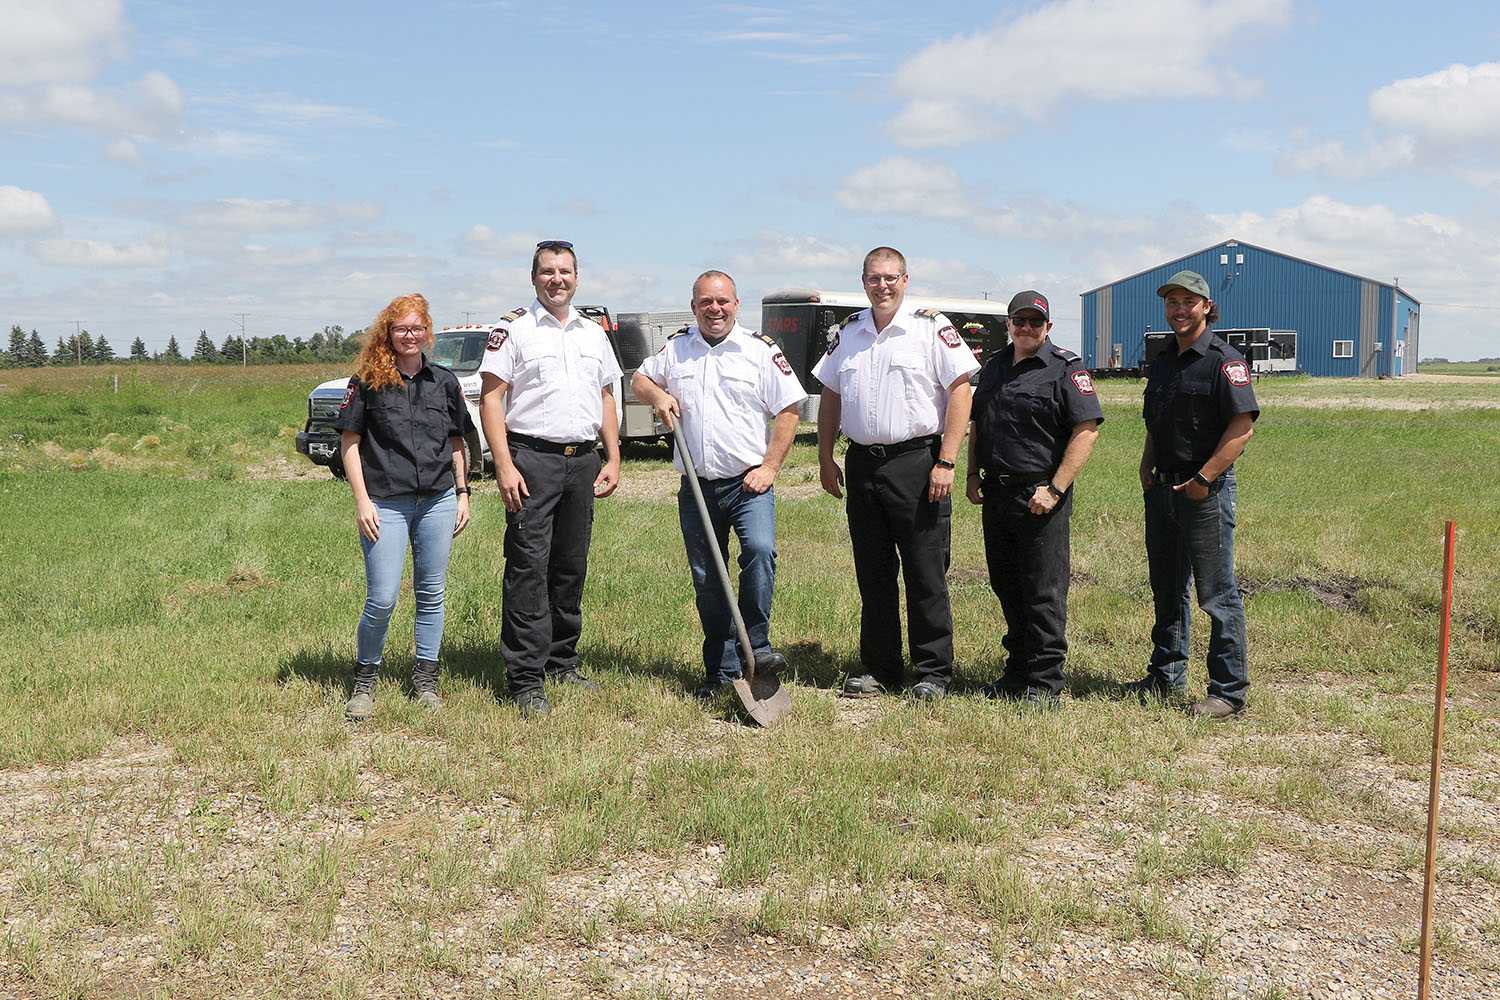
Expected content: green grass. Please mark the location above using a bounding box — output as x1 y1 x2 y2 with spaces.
1 367 1498 997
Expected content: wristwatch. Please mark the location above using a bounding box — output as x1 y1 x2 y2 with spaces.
456 486 472 496
1191 472 1212 487
1044 480 1065 499
934 458 956 470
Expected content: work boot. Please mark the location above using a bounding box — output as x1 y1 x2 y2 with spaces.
346 662 379 722
550 668 600 692
515 689 552 719
412 659 442 710
1189 695 1244 720
840 673 887 699
693 675 740 703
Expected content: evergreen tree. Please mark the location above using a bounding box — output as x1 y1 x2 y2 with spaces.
4 326 22 367
93 336 115 362
129 337 148 361
220 334 244 363
55 336 74 365
163 336 183 362
192 330 217 362
77 331 94 362
26 331 46 367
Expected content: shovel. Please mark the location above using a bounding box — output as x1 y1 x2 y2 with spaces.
670 419 793 727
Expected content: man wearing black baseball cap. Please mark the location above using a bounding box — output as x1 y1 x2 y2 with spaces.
967 291 1102 706
1129 270 1258 719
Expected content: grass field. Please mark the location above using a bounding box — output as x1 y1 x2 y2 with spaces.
1 366 1498 999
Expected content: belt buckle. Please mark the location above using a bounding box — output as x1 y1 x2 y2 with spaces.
563 445 577 457
867 444 887 458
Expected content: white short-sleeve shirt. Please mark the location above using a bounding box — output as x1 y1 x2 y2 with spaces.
477 299 623 443
637 323 807 479
811 303 979 446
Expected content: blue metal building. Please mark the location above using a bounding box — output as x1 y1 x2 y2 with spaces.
1081 239 1421 377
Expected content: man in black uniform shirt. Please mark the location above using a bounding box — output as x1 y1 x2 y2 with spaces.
1131 270 1259 719
967 291 1102 706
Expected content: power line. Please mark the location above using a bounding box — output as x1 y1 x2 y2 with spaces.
235 313 250 366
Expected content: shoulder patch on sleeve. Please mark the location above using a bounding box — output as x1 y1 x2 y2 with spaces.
914 307 941 319
1222 359 1251 386
772 351 793 375
339 381 357 410
824 330 840 355
1070 370 1096 395
937 324 962 349
486 328 509 352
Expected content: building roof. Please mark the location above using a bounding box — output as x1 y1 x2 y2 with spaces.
1081 238 1421 305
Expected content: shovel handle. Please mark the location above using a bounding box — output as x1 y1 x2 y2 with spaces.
670 421 759 679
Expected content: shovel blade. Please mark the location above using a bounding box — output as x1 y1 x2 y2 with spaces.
732 651 793 727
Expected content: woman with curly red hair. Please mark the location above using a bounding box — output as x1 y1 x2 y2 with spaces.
334 292 474 720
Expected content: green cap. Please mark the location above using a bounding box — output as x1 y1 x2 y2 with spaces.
1156 270 1211 299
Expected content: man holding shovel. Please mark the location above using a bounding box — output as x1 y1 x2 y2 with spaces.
632 270 806 701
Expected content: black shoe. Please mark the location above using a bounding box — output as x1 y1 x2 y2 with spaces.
1123 675 1189 705
412 659 442 710
693 677 740 703
840 673 887 698
981 682 1059 709
515 689 551 719
910 680 948 702
346 662 379 721
550 669 600 692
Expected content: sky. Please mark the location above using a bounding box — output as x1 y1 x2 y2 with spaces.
3 0 1499 359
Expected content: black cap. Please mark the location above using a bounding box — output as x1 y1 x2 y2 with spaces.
1007 290 1050 321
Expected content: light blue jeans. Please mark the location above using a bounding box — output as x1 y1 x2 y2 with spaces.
356 489 458 665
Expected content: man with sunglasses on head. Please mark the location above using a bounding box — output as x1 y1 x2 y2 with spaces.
966 291 1102 708
814 246 979 702
478 240 623 719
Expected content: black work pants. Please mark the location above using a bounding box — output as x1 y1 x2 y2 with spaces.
982 484 1071 695
845 443 955 687
500 446 600 695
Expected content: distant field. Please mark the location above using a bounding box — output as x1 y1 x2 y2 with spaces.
1419 361 1500 377
1 365 1497 999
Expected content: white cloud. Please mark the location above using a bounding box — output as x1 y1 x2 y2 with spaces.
730 233 862 275
461 225 540 257
184 130 288 158
887 0 1291 147
0 71 183 137
1277 134 1417 180
0 186 58 235
1370 63 1500 143
183 198 383 232
0 0 125 86
32 238 167 267
194 92 391 128
104 137 141 165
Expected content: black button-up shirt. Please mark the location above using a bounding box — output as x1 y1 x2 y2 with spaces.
1143 332 1260 473
333 357 474 499
972 340 1105 474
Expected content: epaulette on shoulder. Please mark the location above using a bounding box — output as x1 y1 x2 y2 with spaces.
498 306 527 324
668 325 690 339
751 331 778 348
914 307 942 319
841 309 866 329
1051 344 1082 364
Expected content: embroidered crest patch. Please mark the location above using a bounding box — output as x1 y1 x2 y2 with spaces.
824 331 840 355
1222 360 1251 386
1070 370 1096 395
339 382 357 410
772 351 792 375
937 325 961 349
486 329 509 352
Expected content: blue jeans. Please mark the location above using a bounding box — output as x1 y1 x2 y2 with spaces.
1143 470 1249 706
677 476 777 683
357 489 458 665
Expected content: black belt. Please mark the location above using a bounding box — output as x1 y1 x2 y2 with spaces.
1151 469 1197 485
848 435 938 460
981 468 1050 489
509 432 596 456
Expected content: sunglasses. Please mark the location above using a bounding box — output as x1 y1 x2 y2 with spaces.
536 240 574 250
1009 316 1047 329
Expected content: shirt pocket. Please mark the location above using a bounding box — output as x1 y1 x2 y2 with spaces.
836 357 862 398
1004 384 1054 427
719 359 762 407
1173 378 1213 432
519 343 561 385
889 351 929 407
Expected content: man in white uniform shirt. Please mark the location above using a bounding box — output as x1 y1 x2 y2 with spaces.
633 271 806 700
814 246 979 701
478 240 623 718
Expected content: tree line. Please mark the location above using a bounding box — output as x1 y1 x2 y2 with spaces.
0 325 363 368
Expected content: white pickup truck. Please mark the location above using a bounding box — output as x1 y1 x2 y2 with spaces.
295 315 626 478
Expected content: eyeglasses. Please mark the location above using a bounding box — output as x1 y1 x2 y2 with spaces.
1009 316 1047 329
862 273 905 287
391 325 428 336
536 240 574 250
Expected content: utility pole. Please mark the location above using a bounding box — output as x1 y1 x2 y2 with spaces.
235 313 250 366
74 320 85 365
462 311 476 325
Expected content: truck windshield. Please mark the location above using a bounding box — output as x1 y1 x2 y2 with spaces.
430 332 488 374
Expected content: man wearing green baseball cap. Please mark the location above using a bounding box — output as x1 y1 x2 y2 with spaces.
1128 269 1259 719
